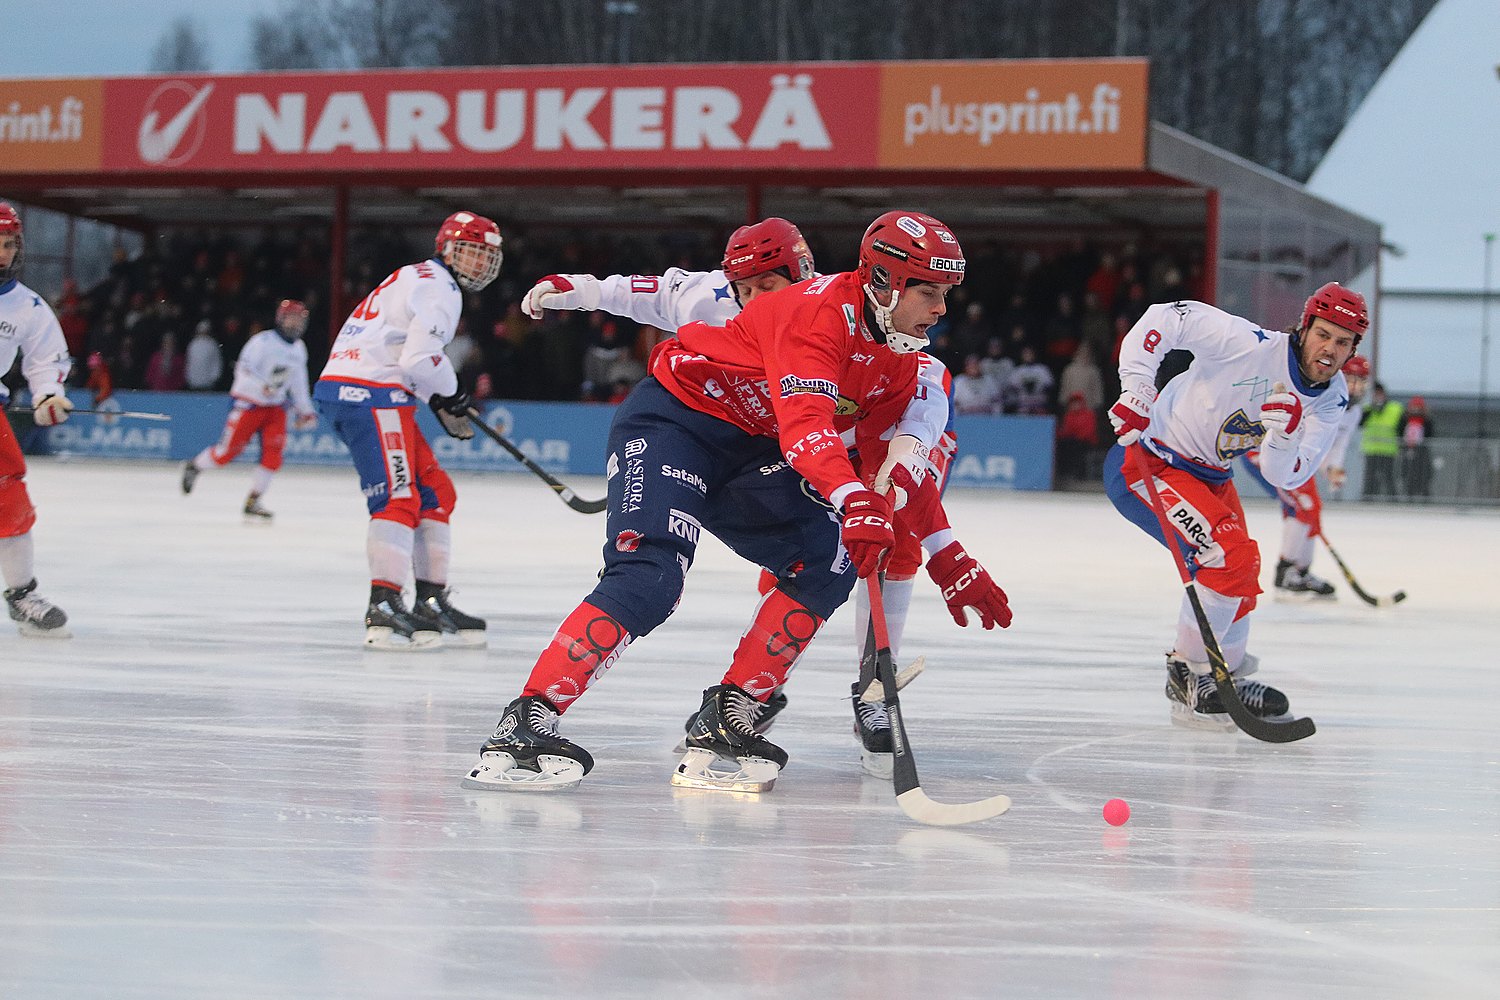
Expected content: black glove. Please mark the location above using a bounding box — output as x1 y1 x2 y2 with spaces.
429 390 475 440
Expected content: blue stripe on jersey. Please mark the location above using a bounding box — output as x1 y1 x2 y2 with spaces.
313 378 416 408
1145 438 1233 484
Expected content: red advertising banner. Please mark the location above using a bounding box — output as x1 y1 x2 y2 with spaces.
1 60 1150 178
95 64 879 174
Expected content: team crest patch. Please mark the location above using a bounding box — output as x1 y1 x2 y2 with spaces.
835 396 859 416
615 529 643 552
779 374 838 400
1216 408 1265 460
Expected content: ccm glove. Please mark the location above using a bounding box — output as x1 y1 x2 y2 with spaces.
520 274 602 319
1108 386 1154 445
429 391 475 440
32 394 73 426
925 541 1012 630
840 488 896 579
1259 391 1303 438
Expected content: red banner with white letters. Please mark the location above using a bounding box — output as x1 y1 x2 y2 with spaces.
0 59 1147 176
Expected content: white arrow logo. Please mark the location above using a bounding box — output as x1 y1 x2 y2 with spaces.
137 82 214 165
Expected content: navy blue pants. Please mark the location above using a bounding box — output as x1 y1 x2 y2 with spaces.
586 378 855 637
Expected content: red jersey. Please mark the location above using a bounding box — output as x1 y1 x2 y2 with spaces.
650 271 918 507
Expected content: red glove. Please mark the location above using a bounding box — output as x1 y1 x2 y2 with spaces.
840 489 895 578
1108 387 1154 445
926 541 1012 629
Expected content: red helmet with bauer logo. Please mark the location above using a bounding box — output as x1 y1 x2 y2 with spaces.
435 211 503 292
275 299 310 338
721 217 815 283
0 202 22 283
1301 282 1368 340
1341 354 1370 379
856 210 965 354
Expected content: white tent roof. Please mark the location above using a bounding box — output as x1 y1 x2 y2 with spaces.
1308 0 1500 292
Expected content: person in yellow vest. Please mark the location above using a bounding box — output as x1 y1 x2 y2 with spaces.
1360 382 1403 499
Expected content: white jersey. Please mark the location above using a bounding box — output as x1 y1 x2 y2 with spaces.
316 258 461 407
584 267 952 453
1119 301 1349 490
0 279 70 405
1325 399 1364 471
230 329 313 413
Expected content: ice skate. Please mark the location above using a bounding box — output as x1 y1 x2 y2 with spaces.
242 493 274 522
364 586 442 651
673 685 787 753
461 696 594 792
5 579 70 638
851 681 894 779
412 585 487 648
671 683 788 794
1166 652 1290 731
180 461 199 495
1274 559 1335 600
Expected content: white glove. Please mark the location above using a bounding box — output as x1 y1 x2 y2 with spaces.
1327 467 1347 491
872 434 930 510
32 394 73 426
1108 385 1155 445
1259 391 1303 440
520 274 602 319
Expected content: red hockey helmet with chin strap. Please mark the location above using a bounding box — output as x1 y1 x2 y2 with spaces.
274 298 310 338
856 210 965 354
721 217 814 283
435 211 503 292
0 202 22 283
1301 282 1368 342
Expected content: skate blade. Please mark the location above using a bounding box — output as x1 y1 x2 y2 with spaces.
364 627 443 652
460 752 586 792
1169 703 1237 733
670 747 779 793
859 748 894 780
442 629 488 649
16 622 72 639
241 515 274 525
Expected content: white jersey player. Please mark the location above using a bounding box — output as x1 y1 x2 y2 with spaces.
181 300 316 520
314 211 502 650
0 202 72 637
520 217 956 778
1103 283 1367 729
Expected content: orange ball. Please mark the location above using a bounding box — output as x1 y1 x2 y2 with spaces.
1103 798 1130 826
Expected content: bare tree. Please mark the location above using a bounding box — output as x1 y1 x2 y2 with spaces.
149 16 213 73
249 1 349 71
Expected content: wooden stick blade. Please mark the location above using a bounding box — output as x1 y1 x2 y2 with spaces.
896 787 1012 827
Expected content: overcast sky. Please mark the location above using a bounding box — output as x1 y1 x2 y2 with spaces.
3 0 272 77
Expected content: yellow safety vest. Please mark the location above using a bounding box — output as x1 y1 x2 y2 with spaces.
1362 401 1403 457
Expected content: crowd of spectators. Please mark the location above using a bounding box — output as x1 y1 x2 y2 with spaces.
7 220 1202 486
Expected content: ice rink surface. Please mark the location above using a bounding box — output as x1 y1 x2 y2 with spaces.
1 458 1496 1000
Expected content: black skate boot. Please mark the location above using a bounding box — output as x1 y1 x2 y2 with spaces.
1166 652 1291 729
672 683 789 793
180 461 200 495
5 579 70 638
364 585 441 651
1276 561 1335 599
679 685 788 738
850 681 894 779
243 493 273 522
413 580 487 648
462 696 595 791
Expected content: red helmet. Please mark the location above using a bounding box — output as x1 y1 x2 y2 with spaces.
0 201 22 283
1341 354 1370 379
435 211 503 292
856 211 965 353
1301 282 1368 338
275 298 310 338
721 217 814 283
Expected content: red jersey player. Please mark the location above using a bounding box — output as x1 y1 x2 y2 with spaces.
463 211 1011 795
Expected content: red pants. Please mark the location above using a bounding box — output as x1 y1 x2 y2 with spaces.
0 414 37 538
208 403 287 470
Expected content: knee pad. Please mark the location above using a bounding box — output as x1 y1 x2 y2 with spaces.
420 466 456 520
588 540 689 638
259 427 287 471
1198 530 1261 602
0 476 37 538
885 531 923 578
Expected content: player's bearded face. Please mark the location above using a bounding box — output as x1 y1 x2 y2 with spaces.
1297 318 1356 383
0 235 17 269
